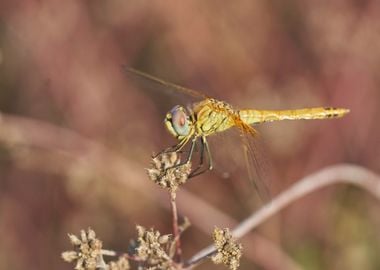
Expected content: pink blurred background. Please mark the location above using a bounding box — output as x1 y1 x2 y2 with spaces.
0 1 379 269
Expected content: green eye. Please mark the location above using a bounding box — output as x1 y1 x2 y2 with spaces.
167 106 190 137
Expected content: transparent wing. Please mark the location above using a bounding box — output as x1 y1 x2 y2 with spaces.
206 123 272 203
125 67 208 105
239 124 272 202
215 105 272 202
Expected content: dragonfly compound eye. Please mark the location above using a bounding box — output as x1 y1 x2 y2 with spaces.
165 105 191 138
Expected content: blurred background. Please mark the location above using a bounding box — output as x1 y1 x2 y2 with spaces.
0 1 379 269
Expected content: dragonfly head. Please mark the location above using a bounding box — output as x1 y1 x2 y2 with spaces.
165 105 193 140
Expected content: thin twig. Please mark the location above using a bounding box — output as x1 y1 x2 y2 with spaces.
100 249 117 256
171 189 303 270
100 250 145 263
186 164 380 267
170 192 183 262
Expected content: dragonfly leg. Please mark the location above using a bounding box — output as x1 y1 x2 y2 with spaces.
154 135 213 179
154 137 189 158
177 137 197 166
158 136 212 179
188 138 204 177
204 136 213 170
189 137 213 178
160 137 197 173
157 144 180 156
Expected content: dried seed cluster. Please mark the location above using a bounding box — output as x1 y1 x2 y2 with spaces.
108 256 130 270
147 152 191 193
61 228 105 270
62 228 130 270
135 225 176 270
211 227 242 270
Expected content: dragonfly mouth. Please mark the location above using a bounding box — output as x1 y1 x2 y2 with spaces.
164 113 178 139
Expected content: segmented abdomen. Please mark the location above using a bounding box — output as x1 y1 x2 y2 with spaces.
239 107 350 125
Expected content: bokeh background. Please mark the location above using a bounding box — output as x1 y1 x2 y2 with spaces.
0 1 379 269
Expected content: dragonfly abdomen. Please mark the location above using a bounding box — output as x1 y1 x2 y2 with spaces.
239 107 350 125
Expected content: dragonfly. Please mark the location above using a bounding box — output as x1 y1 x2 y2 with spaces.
127 67 350 199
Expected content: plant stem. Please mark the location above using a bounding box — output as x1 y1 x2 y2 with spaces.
170 192 182 262
185 164 380 268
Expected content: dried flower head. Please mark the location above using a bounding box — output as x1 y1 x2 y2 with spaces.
134 225 176 270
147 152 191 193
211 227 243 270
62 228 105 270
108 256 130 270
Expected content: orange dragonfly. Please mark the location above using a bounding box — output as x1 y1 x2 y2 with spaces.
127 68 350 199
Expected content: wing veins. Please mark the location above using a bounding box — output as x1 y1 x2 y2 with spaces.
125 67 208 99
238 122 271 202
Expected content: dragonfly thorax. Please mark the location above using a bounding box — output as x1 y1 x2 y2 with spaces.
192 99 238 137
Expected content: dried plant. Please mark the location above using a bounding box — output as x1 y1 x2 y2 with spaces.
211 228 242 270
62 152 242 270
147 152 192 195
62 148 380 270
62 228 107 270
